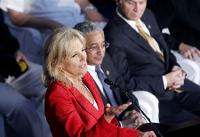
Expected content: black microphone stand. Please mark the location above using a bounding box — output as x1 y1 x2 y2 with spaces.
104 79 164 137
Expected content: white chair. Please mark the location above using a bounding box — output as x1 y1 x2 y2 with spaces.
171 50 200 85
132 91 159 123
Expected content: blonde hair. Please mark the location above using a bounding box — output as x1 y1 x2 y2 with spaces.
43 27 86 87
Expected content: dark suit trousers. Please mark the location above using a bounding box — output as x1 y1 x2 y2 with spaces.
159 79 200 124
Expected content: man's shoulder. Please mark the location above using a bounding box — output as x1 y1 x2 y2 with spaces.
104 15 117 29
142 8 155 19
104 14 125 35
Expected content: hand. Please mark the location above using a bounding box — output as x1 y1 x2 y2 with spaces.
171 66 187 77
179 43 200 59
15 50 27 63
171 66 186 90
171 66 187 88
121 110 144 128
165 66 186 90
104 102 132 123
138 131 157 137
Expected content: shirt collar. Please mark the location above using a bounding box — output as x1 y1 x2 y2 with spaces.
87 65 96 72
116 8 149 34
116 8 146 29
116 8 138 26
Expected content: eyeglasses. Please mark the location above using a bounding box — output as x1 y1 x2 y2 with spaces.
86 41 110 53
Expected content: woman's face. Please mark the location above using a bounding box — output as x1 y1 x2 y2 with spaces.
61 40 87 78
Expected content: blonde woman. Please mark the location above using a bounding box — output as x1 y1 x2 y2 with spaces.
43 27 156 137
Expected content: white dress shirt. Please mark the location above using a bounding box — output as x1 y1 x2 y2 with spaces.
87 65 106 97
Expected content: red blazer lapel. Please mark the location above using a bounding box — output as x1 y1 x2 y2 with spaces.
69 72 104 120
83 72 105 113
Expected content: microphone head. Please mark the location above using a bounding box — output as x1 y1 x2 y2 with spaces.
104 78 114 86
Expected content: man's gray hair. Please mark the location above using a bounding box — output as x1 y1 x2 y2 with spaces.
74 21 102 34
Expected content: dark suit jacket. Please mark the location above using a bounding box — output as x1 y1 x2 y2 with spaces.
101 53 139 110
45 72 139 137
104 9 180 101
148 0 200 49
104 9 200 123
105 9 200 123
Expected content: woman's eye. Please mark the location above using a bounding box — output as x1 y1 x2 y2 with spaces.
71 54 77 58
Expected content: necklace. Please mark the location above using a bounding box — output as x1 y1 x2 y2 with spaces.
79 80 95 105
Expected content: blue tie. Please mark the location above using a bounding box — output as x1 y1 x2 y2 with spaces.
96 66 118 107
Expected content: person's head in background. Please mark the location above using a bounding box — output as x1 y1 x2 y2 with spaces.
43 27 87 87
74 21 109 66
117 0 147 20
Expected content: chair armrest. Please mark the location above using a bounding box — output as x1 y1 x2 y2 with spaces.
132 91 159 123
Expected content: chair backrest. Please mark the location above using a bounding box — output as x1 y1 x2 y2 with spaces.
132 91 159 123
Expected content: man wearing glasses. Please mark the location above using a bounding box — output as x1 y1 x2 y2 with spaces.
74 21 160 128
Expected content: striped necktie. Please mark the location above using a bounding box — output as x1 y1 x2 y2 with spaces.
135 20 165 62
95 66 118 107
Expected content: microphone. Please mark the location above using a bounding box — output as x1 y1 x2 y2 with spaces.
104 78 164 137
104 79 140 111
104 79 147 117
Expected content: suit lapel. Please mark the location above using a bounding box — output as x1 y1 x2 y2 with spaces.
114 14 165 62
142 12 168 63
101 53 123 105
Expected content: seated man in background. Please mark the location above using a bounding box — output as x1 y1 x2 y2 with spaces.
91 0 200 85
0 10 52 137
0 0 107 64
74 21 160 126
104 0 200 124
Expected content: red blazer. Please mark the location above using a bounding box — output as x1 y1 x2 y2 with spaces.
45 72 139 137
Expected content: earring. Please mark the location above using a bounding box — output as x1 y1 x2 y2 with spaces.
58 66 64 73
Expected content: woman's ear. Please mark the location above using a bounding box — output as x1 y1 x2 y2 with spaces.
57 63 64 73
